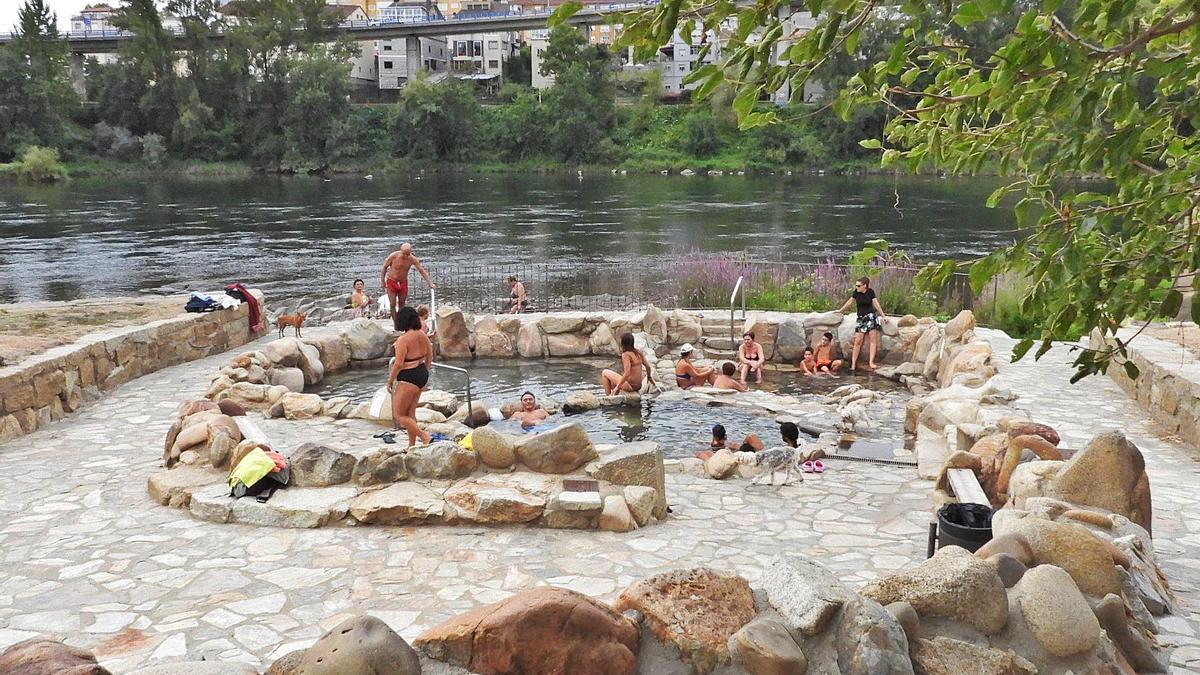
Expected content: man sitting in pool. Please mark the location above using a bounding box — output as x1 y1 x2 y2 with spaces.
510 390 549 428
697 423 764 460
814 332 844 375
674 343 716 389
712 362 747 392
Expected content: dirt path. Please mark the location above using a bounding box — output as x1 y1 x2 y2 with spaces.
0 295 187 366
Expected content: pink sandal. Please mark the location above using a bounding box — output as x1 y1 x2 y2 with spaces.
812 460 826 473
802 461 815 473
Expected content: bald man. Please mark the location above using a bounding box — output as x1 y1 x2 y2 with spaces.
380 243 435 330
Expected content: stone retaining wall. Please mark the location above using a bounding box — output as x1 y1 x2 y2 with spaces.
0 291 265 443
1091 326 1200 447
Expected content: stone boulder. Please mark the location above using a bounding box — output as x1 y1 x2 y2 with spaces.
562 391 602 413
414 587 639 675
349 483 445 525
587 441 667 518
588 321 619 355
0 638 111 675
913 324 942 364
275 392 326 420
668 309 702 345
444 473 551 524
351 448 410 485
614 568 756 673
448 401 491 428
419 389 460 416
729 615 807 675
471 425 518 469
513 422 597 473
474 315 514 357
1015 565 1101 657
546 332 591 357
267 366 305 393
623 486 658 527
598 494 636 532
990 517 1121 597
345 318 391 361
643 305 669 342
861 545 1009 635
289 443 357 486
302 333 350 373
937 341 994 388
147 466 223 508
943 310 976 342
1049 431 1152 534
288 615 421 675
436 306 472 359
516 322 544 357
773 317 808 362
405 440 478 479
704 448 738 480
909 637 1035 675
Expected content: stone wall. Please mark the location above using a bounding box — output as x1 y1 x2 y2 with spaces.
1091 326 1200 447
0 291 265 443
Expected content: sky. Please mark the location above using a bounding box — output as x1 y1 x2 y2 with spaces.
0 0 102 34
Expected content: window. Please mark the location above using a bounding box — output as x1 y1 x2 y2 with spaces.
473 41 483 57
384 61 393 69
488 59 498 68
488 40 498 49
678 64 685 71
665 84 672 90
384 44 393 51
690 45 700 55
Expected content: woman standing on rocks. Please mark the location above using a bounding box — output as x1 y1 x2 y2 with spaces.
838 276 886 371
387 306 433 447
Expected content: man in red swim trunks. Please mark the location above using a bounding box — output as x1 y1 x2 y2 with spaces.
380 243 436 330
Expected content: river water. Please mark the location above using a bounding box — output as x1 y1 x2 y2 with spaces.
0 173 1015 304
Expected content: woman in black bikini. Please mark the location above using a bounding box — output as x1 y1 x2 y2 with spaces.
387 306 433 447
738 332 765 384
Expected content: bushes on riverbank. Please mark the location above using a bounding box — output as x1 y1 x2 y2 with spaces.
0 146 68 183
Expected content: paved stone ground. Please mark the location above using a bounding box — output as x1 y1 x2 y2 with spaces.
0 330 1197 673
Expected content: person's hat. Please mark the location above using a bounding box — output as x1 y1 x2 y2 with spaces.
680 343 695 355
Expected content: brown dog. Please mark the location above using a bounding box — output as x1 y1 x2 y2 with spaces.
276 313 306 338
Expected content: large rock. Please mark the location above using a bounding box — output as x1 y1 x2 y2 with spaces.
861 545 1009 635
938 341 993 388
667 309 702 345
405 440 478 479
444 473 551 524
587 441 667 518
267 366 305 393
413 587 639 675
773 317 809 361
419 389 460 416
471 425 518 469
436 306 472 358
943 310 976 342
545 332 591 356
448 401 491 428
614 568 756 673
349 482 445 524
909 637 1036 675
1016 565 1100 657
513 422 597 473
229 486 356 528
588 321 619 355
992 517 1121 597
263 336 307 368
598 494 636 532
1050 431 1152 534
762 556 846 637
729 615 807 675
643 305 668 342
345 318 390 360
538 313 586 334
302 333 350 373
351 448 410 485
913 324 942 364
704 448 738 480
291 615 420 675
516 322 544 357
0 638 110 675
562 391 602 413
623 486 658 527
277 392 326 420
474 315 513 357
289 443 357 487
147 466 223 508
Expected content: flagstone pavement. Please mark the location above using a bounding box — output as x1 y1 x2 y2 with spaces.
0 329 1197 672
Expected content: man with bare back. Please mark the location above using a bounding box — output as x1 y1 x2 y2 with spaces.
380 243 436 330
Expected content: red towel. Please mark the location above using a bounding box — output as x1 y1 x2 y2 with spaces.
225 283 263 334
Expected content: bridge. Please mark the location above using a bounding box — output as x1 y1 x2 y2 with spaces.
0 4 651 53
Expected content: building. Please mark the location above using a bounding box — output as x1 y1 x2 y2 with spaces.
70 3 117 33
657 28 718 94
379 0 442 22
529 30 553 88
325 5 379 91
446 6 515 87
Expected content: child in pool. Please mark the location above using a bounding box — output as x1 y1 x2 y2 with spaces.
799 347 819 376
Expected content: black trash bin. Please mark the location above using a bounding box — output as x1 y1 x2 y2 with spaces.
929 503 994 556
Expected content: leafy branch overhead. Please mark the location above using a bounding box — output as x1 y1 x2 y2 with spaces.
621 0 1200 381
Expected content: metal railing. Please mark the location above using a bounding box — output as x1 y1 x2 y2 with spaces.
729 275 746 345
431 362 474 425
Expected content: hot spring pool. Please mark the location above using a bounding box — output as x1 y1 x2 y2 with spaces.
308 359 913 462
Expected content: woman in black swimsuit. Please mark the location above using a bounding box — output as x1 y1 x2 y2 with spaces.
387 306 433 447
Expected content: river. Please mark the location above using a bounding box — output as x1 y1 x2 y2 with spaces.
0 173 1015 304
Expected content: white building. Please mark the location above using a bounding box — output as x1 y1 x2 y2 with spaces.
448 30 513 80
657 28 718 94
529 29 552 89
378 36 450 88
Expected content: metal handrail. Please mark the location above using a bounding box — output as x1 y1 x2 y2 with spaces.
729 275 746 346
431 361 473 425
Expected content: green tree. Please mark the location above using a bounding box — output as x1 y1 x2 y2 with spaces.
0 0 76 160
542 63 615 162
393 77 482 161
504 44 533 87
619 0 1200 380
488 84 545 161
282 48 352 167
681 109 722 157
539 24 610 84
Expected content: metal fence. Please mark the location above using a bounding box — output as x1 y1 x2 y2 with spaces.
408 259 975 316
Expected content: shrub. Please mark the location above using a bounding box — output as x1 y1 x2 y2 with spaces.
681 110 723 158
93 122 142 160
11 145 68 182
140 133 166 165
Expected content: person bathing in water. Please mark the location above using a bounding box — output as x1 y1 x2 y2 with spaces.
813 332 844 375
511 391 549 428
602 332 656 394
738 332 765 384
386 306 433 447
838 277 886 371
712 362 748 392
674 343 716 389
697 423 764 460
380 243 436 331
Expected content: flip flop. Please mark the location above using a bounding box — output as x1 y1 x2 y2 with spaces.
376 431 396 444
813 460 826 473
430 433 450 442
802 460 816 473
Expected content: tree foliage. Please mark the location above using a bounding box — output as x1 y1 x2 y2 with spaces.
621 0 1200 380
0 0 77 161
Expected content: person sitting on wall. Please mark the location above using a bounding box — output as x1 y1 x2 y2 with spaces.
813 332 844 376
674 343 716 389
738 331 766 384
602 332 655 394
510 390 549 428
507 276 527 313
712 362 748 392
697 423 765 459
